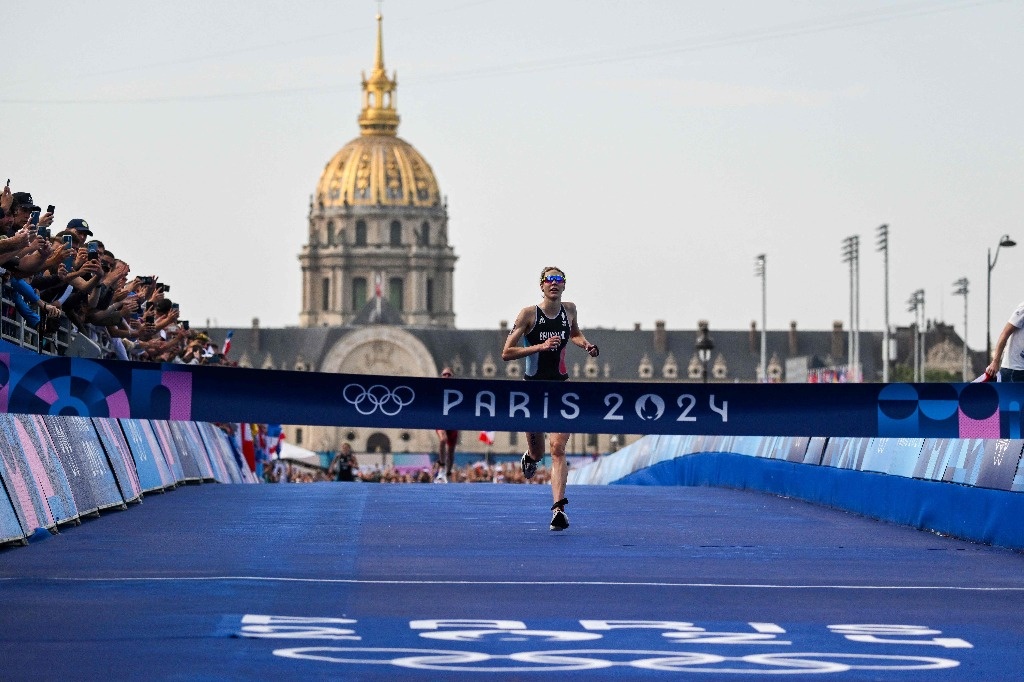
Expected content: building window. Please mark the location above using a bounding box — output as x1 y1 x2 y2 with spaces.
419 221 430 246
321 278 330 311
389 277 404 312
390 220 402 247
295 428 303 445
587 433 598 448
352 277 368 310
426 278 434 313
355 220 368 246
326 220 335 245
509 431 518 446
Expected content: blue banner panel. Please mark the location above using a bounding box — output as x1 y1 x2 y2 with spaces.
0 479 24 544
0 414 78 526
119 419 176 492
91 418 143 503
155 421 202 482
195 423 243 484
7 351 1024 438
42 416 125 515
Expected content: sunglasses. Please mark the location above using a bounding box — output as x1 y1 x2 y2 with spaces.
543 274 565 284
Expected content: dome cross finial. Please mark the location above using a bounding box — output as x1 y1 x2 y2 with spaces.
359 10 400 136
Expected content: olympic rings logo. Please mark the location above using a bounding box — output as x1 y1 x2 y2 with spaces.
273 647 960 674
342 384 415 417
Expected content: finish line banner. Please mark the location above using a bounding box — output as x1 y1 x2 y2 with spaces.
2 353 1024 438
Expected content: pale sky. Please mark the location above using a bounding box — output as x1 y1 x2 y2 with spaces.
5 0 1022 351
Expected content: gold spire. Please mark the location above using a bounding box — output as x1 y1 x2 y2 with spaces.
359 13 400 136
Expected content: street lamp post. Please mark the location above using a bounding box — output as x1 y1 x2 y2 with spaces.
987 234 1017 363
695 320 714 384
953 278 969 381
754 254 766 383
907 289 925 381
876 225 890 382
842 236 860 380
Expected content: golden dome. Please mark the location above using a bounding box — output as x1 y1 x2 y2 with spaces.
315 14 441 208
317 135 441 208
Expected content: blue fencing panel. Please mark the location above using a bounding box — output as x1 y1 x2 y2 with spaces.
186 422 228 483
803 437 827 465
151 421 196 482
938 439 1024 490
0 479 24 544
821 437 872 469
773 436 811 462
13 415 78 525
0 415 58 533
915 439 956 481
196 422 242 484
168 421 215 481
120 419 176 492
91 418 143 504
42 416 125 515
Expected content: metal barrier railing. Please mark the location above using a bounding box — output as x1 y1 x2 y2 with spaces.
2 281 82 357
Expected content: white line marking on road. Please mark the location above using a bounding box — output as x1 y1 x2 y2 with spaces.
4 576 1024 591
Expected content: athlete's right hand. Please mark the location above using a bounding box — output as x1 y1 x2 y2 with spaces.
542 337 560 351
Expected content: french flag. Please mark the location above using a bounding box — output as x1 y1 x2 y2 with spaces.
222 330 234 357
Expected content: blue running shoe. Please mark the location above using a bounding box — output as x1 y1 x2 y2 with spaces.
520 452 538 479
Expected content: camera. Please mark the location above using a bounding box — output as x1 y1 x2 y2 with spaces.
171 302 179 310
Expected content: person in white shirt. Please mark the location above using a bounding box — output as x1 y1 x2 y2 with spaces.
986 301 1024 381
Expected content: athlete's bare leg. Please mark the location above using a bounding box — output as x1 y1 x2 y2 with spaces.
526 432 545 462
548 432 569 504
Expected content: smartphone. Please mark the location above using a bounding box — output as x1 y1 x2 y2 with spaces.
87 242 99 260
29 210 40 226
145 313 155 325
46 204 55 215
181 320 190 330
162 285 171 293
171 302 179 310
62 235 75 269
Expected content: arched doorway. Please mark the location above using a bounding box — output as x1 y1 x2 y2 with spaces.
366 432 392 455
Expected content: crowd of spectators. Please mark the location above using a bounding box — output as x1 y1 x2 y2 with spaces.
265 460 554 485
0 181 229 365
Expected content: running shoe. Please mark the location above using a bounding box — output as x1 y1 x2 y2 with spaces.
520 452 537 479
550 498 569 531
434 471 448 484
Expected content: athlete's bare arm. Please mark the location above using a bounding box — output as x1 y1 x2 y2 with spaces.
564 302 599 357
501 305 558 361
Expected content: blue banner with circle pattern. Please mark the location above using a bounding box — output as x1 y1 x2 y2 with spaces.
3 352 1024 438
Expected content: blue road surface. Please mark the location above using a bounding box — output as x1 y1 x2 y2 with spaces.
1 483 1023 680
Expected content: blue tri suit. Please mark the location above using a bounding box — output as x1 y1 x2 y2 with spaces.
521 304 571 381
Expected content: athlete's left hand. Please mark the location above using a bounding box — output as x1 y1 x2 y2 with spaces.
585 343 599 357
